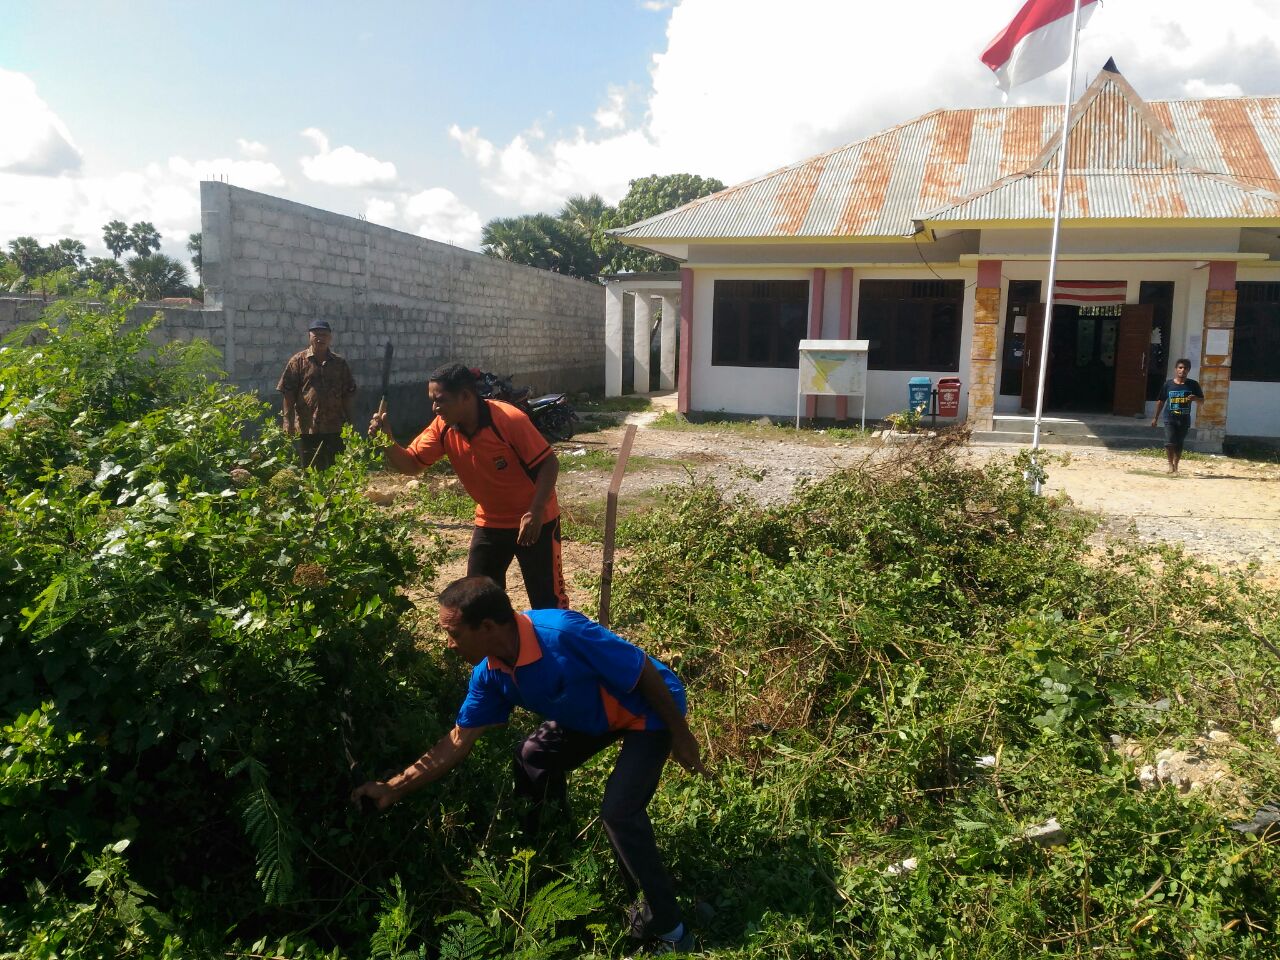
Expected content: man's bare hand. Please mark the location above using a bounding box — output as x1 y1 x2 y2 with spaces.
283 418 298 437
368 411 392 438
517 511 544 546
350 780 399 812
670 728 709 777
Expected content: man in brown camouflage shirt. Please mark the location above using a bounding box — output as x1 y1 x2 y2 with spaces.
277 320 357 469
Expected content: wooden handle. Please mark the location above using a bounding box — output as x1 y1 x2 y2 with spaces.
377 397 386 417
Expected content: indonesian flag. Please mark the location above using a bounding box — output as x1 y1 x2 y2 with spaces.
981 0 1099 92
1053 279 1126 307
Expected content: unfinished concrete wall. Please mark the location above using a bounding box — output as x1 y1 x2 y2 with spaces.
0 296 224 349
202 182 604 432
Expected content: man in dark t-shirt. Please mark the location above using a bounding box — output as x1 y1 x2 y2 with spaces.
1150 358 1204 475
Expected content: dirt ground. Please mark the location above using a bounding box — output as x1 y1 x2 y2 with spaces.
393 416 1280 616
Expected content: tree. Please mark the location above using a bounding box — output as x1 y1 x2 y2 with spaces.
7 236 49 279
594 173 726 275
187 231 202 282
50 238 87 270
128 221 162 258
85 256 129 291
558 193 610 241
127 253 190 301
103 220 132 259
481 197 610 280
481 213 602 280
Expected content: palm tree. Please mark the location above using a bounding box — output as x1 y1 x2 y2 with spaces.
85 257 128 291
7 237 48 279
559 194 610 239
127 254 190 301
51 238 87 270
187 232 202 282
103 220 132 259
128 222 161 258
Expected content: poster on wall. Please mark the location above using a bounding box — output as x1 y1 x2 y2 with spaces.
1204 328 1230 358
796 339 869 428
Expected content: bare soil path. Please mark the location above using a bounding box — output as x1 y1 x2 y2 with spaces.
392 419 1280 616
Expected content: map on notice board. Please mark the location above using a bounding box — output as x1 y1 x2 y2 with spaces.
798 340 869 396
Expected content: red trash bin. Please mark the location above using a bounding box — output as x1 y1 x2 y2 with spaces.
937 377 961 417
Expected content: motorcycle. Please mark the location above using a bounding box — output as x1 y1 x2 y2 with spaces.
472 369 579 443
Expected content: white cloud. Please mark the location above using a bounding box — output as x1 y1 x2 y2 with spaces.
594 85 630 131
237 138 270 159
1182 79 1245 98
449 125 496 168
448 0 1280 211
168 155 285 191
364 196 398 226
299 127 397 187
0 69 82 175
362 188 483 250
0 147 282 259
640 1 673 10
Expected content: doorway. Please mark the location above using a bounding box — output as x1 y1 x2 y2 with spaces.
1021 302 1153 416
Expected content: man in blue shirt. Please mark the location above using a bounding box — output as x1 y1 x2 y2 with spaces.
352 576 705 953
1150 358 1204 474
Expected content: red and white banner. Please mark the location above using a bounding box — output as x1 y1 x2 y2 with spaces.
1053 279 1126 307
981 0 1099 92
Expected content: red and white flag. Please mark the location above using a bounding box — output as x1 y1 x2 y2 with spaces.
1053 279 1126 307
981 0 1099 93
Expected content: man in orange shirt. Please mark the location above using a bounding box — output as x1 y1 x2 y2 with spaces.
370 363 568 609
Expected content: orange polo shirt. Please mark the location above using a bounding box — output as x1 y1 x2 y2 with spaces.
406 400 558 529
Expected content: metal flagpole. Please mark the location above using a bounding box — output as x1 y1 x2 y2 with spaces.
1029 0 1085 495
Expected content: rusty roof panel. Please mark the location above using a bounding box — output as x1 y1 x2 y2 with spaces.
925 171 1280 222
613 70 1280 242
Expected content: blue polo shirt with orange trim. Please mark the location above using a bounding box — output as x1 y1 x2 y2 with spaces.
456 609 687 734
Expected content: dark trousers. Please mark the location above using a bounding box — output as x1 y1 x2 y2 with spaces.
1164 418 1191 454
298 432 343 470
468 516 569 609
514 721 681 934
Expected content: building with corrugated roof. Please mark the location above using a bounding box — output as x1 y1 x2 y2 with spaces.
606 61 1280 445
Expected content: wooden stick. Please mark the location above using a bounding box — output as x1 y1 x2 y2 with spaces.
598 424 637 629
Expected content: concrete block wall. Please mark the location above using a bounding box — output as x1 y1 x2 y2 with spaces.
0 296 225 351
202 182 605 432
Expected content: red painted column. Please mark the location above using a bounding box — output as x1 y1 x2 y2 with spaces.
835 267 853 422
804 267 826 419
677 267 694 415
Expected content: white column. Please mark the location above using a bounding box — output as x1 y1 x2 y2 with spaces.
659 293 679 390
604 284 626 396
633 293 654 395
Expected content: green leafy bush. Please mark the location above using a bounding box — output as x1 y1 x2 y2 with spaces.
0 294 466 954
603 439 1280 957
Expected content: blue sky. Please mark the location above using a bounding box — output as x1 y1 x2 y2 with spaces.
3 0 1278 263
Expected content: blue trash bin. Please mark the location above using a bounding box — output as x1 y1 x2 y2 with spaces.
908 376 932 413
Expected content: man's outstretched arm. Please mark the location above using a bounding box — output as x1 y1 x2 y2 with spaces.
351 724 491 810
636 660 708 777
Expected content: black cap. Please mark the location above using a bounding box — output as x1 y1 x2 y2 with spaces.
308 320 332 332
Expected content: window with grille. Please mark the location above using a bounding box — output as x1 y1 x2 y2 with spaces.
711 279 810 368
857 279 964 371
1233 282 1280 383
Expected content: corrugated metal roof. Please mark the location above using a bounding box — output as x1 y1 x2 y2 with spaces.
922 171 1280 221
613 68 1280 242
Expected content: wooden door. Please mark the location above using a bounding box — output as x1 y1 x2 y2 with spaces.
1112 304 1153 416
1020 303 1047 413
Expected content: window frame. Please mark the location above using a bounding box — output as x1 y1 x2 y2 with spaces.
1233 282 1280 383
856 279 965 373
710 278 811 369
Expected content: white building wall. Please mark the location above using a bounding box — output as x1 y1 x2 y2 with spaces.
690 265 974 421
